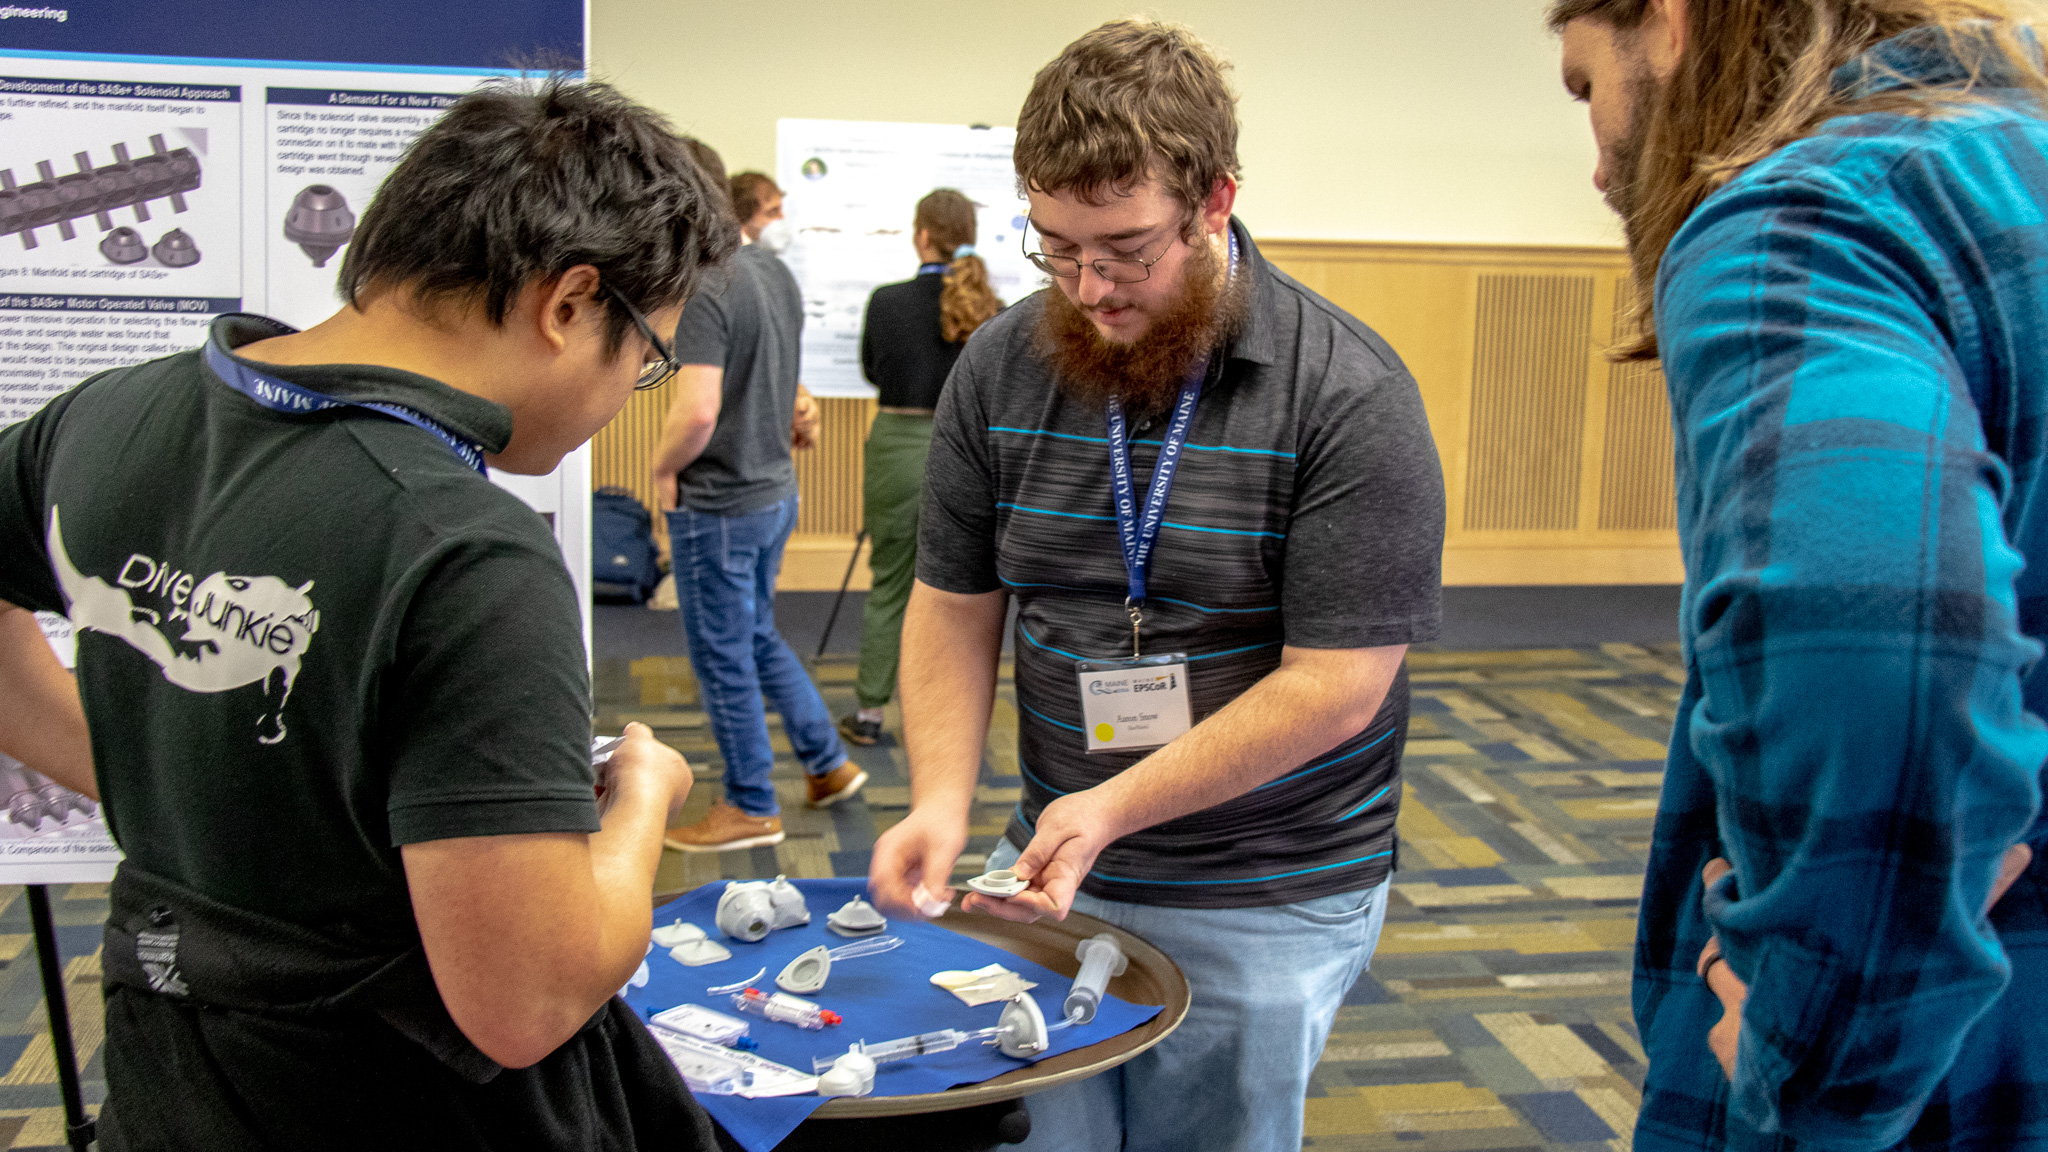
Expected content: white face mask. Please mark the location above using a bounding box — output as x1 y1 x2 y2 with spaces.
756 218 793 254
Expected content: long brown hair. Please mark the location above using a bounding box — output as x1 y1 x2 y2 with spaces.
916 188 1001 343
1550 0 2047 359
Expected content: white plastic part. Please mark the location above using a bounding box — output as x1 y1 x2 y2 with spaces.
1064 933 1130 1024
652 919 707 948
671 938 733 967
966 869 1029 898
776 945 833 994
766 875 811 928
705 967 767 996
651 1003 752 1048
996 993 1050 1058
931 963 1035 1006
814 1047 877 1098
716 882 777 942
646 1028 757 1095
826 895 888 936
911 884 950 919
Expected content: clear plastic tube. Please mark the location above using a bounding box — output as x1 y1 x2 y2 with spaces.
732 987 842 1030
823 935 903 962
809 1026 1002 1073
706 967 767 996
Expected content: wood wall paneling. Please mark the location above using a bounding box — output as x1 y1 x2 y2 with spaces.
590 240 1681 590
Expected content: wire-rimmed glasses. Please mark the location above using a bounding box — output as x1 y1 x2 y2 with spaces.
606 285 680 391
1022 221 1177 283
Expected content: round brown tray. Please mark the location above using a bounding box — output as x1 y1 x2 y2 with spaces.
651 890 1190 1119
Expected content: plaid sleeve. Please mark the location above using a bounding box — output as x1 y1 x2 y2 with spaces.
1658 171 2048 1147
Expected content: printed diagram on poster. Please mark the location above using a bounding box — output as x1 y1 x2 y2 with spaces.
776 119 1041 397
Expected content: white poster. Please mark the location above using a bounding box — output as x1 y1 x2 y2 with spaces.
776 118 1041 398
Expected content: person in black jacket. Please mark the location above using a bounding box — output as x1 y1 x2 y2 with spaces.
839 190 1001 745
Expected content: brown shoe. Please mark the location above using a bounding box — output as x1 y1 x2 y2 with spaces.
806 762 869 808
665 801 785 853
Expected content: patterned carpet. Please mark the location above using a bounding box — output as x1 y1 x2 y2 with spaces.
0 640 1681 1150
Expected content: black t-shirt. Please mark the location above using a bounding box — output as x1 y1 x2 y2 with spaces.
918 221 1446 908
0 313 599 947
671 243 803 516
861 269 962 409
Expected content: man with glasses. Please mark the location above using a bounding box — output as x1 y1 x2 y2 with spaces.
652 141 859 854
867 20 1444 1152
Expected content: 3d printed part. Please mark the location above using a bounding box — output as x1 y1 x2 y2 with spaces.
815 1048 876 1098
652 919 706 949
776 946 832 994
99 226 145 264
716 877 811 941
967 869 1028 898
283 184 355 267
671 938 732 967
827 895 887 936
152 228 200 267
996 993 1049 1058
1064 933 1129 1025
911 884 950 919
0 135 201 249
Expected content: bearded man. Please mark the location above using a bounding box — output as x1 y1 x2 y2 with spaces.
866 18 1445 1152
1552 1 2048 1149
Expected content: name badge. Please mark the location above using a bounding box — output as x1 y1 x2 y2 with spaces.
1075 655 1192 753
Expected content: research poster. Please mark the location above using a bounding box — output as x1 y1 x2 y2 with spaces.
0 0 585 883
776 118 1041 398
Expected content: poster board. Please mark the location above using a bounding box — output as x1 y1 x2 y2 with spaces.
775 118 1040 398
0 0 586 884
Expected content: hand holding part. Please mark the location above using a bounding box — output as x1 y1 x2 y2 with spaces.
865 804 967 920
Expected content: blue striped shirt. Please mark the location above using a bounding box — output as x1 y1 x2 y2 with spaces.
1636 27 2048 1152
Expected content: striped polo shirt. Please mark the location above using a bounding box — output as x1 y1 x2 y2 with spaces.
917 220 1445 908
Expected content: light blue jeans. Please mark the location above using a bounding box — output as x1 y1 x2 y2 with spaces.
667 495 846 816
986 839 1392 1152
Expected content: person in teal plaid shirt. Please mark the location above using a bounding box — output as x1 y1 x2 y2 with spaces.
1551 1 2047 1149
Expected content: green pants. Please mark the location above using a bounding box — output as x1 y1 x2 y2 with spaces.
855 412 934 709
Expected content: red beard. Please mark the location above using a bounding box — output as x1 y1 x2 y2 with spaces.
1036 235 1247 419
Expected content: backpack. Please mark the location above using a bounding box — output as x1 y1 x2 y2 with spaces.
592 487 660 603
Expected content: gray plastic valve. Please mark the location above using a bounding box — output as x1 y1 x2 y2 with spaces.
1064 933 1128 1024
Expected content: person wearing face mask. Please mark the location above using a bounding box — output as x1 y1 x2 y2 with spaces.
652 146 858 853
837 189 1003 747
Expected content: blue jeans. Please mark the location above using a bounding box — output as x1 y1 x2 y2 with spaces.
667 496 846 816
987 839 1391 1152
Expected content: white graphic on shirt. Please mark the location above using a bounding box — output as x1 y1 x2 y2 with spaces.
47 507 321 746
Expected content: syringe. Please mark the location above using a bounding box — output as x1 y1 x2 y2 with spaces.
731 987 842 1030
809 1027 999 1072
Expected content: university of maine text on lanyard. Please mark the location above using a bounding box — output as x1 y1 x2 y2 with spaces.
204 338 487 474
1105 229 1238 657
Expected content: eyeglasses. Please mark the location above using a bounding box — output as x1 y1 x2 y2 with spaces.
606 285 680 391
1022 221 1177 284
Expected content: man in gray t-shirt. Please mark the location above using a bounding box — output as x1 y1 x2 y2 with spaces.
652 156 864 853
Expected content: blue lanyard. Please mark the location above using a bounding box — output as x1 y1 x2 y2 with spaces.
918 262 950 275
1106 371 1202 610
203 336 487 474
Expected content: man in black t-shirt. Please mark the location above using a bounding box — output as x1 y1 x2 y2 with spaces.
868 21 1444 1152
0 80 737 1149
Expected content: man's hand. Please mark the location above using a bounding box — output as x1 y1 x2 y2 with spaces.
601 722 690 825
1695 844 2033 1081
965 790 1124 923
868 803 969 920
651 470 678 513
791 385 820 450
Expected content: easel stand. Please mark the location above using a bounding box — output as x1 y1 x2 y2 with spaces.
26 885 94 1151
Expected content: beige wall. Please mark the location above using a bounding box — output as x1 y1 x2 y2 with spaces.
589 0 1621 248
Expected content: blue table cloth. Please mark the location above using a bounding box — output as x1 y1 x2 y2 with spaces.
625 877 1162 1152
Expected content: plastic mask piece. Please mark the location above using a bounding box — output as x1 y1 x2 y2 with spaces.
776 945 832 994
826 895 887 936
671 938 733 967
766 874 811 928
966 869 1028 898
652 919 707 949
716 882 776 942
995 993 1050 1058
815 1047 875 1098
